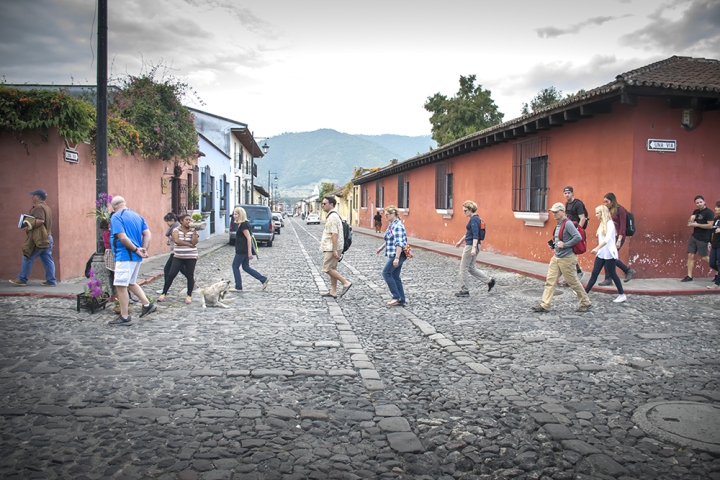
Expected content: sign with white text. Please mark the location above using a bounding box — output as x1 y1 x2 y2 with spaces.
647 139 676 152
64 149 79 163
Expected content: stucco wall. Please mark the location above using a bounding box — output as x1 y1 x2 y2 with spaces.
358 99 720 278
1 129 173 282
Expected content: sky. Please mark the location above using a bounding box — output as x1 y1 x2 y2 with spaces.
1 0 719 137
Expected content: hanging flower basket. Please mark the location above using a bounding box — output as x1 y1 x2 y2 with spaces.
76 293 110 314
189 221 206 231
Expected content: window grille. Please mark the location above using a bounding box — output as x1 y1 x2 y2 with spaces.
512 138 548 212
376 181 384 208
435 163 453 209
398 174 409 209
361 187 367 208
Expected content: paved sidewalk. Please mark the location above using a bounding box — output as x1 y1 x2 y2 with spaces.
0 232 230 299
354 226 720 296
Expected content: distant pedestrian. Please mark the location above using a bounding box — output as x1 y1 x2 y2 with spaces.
108 196 156 326
558 186 588 285
532 203 592 313
598 193 636 285
454 200 495 297
10 189 57 287
319 197 352 299
230 207 269 292
376 205 408 307
682 195 714 282
708 200 720 289
158 214 198 304
584 205 626 303
374 211 383 233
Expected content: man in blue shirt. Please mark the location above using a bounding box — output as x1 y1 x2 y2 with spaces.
532 203 592 313
109 196 156 326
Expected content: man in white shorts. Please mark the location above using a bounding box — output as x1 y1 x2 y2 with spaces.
108 196 157 326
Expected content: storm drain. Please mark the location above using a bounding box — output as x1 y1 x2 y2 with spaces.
633 401 720 454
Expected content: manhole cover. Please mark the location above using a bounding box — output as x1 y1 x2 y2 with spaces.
519 288 563 297
633 401 720 453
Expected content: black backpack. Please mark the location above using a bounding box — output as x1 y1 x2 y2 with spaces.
625 208 636 237
330 211 352 253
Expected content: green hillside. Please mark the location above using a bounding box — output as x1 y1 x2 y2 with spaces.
257 129 436 197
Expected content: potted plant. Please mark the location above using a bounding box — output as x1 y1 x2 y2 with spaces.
189 212 206 230
76 268 110 313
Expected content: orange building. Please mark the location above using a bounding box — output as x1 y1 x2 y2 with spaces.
353 57 720 279
0 129 191 282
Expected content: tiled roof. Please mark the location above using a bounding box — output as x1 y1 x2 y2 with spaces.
617 56 720 93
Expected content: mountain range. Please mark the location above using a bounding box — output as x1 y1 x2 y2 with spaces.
256 129 436 199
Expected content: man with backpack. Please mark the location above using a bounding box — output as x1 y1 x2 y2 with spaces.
532 203 592 313
558 186 588 286
319 196 352 299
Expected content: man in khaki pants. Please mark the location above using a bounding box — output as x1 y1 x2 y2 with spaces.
532 203 592 313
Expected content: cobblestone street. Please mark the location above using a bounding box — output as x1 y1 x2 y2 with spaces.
1 217 719 479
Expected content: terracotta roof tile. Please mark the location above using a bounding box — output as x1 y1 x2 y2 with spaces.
617 56 720 92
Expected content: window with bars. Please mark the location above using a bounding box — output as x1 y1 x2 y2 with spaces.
512 138 548 212
375 181 384 208
361 187 367 208
435 163 453 209
397 174 410 209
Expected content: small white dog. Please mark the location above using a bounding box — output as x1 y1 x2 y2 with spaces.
196 280 233 308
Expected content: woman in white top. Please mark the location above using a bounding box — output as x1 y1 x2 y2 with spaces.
584 205 626 303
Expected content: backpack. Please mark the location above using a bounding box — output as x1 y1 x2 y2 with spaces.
330 211 352 253
558 218 587 255
478 216 486 241
624 208 636 237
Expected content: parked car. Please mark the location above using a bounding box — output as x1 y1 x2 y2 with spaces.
306 213 320 225
272 212 285 227
272 213 282 234
229 205 274 247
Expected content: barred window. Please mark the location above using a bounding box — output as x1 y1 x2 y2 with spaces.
376 181 384 208
398 174 409 209
361 187 367 207
435 163 453 209
512 138 548 212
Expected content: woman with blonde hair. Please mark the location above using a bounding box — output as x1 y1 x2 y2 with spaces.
231 207 269 292
375 205 409 306
584 205 626 303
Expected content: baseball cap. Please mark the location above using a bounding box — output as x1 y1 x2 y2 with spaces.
563 186 573 193
29 189 47 200
549 202 565 212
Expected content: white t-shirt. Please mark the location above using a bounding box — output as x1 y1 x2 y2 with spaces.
597 221 618 260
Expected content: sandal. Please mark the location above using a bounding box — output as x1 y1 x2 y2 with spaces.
321 292 337 299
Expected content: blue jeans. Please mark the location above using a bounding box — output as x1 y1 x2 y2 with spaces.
19 235 56 284
232 254 267 290
710 247 720 285
382 255 406 303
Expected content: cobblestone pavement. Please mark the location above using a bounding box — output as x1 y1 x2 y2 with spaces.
1 217 719 480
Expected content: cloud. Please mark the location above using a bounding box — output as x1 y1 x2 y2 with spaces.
619 0 720 54
536 15 632 38
181 0 279 39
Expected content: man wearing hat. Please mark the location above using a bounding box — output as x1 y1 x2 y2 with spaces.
532 202 591 313
10 189 57 286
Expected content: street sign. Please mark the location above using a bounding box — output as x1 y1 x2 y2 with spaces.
647 139 676 152
64 148 79 163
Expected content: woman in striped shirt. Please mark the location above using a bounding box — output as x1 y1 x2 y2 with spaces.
158 214 198 304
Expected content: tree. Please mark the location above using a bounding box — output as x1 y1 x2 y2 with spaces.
424 75 504 147
521 86 563 115
318 182 337 201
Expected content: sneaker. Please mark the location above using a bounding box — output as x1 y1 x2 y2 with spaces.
157 294 166 302
598 279 612 287
558 281 570 287
128 295 139 304
139 303 157 318
531 305 550 313
680 276 693 282
613 294 627 303
707 284 720 289
262 277 270 290
156 289 164 294
41 281 56 286
108 316 133 326
454 290 470 297
624 268 636 282
488 278 496 292
576 305 592 312
185 296 192 304
578 271 585 281
9 279 27 286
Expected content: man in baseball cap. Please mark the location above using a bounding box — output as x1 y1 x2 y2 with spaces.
9 189 56 286
531 202 591 313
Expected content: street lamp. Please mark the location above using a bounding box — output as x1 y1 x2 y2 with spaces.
249 133 270 205
268 171 278 209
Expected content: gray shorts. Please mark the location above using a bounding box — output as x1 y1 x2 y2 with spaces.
687 235 709 257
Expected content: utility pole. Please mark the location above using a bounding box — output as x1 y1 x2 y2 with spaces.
96 0 108 253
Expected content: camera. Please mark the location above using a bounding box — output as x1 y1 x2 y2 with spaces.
548 239 556 250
